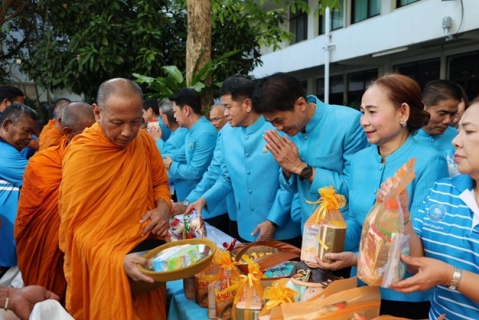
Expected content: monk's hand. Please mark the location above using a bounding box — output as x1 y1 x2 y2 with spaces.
309 252 357 271
9 286 60 320
263 130 303 178
123 253 154 283
163 156 173 171
172 202 187 216
251 220 275 242
140 207 169 237
186 198 206 215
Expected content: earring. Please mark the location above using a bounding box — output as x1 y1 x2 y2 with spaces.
400 120 407 127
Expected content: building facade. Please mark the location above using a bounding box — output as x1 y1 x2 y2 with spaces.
251 0 479 107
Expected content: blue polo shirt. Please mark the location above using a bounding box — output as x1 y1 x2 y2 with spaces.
416 175 479 319
0 138 28 267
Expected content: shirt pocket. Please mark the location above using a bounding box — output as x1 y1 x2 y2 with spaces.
312 150 343 172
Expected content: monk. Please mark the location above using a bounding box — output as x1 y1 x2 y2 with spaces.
38 99 70 150
15 102 95 301
58 79 171 319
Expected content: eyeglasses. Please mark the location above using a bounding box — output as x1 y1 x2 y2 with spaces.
211 116 226 123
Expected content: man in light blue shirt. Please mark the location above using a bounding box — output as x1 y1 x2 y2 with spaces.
0 104 38 271
164 89 217 201
188 76 301 246
413 79 462 153
252 72 369 228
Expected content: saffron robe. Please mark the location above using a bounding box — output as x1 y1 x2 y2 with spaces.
15 137 69 300
39 119 63 150
59 123 171 320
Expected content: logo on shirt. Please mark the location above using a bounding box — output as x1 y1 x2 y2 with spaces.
427 204 446 223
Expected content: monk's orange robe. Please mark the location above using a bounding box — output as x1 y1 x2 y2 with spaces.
15 137 68 300
59 123 171 320
39 119 63 150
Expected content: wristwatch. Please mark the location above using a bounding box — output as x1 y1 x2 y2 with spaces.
448 267 462 290
299 164 313 181
182 200 190 207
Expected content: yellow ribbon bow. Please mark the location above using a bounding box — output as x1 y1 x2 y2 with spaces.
259 279 298 316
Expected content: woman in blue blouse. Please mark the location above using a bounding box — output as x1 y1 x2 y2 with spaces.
313 74 449 318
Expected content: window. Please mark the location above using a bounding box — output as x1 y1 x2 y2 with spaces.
317 75 344 105
394 59 440 90
352 0 380 23
397 0 420 8
448 51 479 102
290 1 308 44
319 0 344 35
300 81 308 93
347 69 378 109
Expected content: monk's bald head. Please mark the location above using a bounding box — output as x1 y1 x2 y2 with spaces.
62 102 95 140
93 78 144 148
96 78 143 111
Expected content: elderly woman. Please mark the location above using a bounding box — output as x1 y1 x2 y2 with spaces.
379 101 479 319
313 74 449 318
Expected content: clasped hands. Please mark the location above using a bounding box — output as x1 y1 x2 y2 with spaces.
263 130 304 177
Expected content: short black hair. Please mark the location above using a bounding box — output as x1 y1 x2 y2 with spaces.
143 99 160 115
0 85 24 103
423 80 462 108
252 72 306 113
0 103 39 125
219 76 255 102
169 88 202 115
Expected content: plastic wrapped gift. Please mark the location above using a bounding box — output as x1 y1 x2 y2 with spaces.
301 186 347 264
357 158 414 287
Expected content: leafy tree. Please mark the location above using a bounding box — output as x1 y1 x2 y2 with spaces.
4 0 340 101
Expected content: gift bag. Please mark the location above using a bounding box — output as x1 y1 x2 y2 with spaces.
233 257 265 320
357 158 415 287
301 186 347 264
258 279 298 317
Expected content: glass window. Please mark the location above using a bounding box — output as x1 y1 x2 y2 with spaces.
316 75 344 105
394 59 440 90
318 0 344 35
290 1 308 44
448 51 479 102
352 0 380 23
397 0 420 8
347 69 378 109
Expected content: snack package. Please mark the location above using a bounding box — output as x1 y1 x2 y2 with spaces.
357 158 415 287
185 210 207 239
195 264 221 307
215 280 240 319
301 186 347 263
168 218 185 241
152 244 201 271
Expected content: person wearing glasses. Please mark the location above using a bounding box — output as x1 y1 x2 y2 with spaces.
209 104 228 130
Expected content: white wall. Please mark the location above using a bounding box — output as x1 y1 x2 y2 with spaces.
252 0 478 78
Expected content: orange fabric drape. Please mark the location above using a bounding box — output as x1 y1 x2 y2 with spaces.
15 137 69 300
39 119 64 150
59 123 171 320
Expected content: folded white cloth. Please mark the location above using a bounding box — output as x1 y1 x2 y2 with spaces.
29 300 74 320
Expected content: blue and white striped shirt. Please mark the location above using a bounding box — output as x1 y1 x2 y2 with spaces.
415 175 479 320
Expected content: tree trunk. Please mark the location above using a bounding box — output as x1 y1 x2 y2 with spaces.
186 0 212 110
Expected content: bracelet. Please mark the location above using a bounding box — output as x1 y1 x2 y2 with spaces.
404 216 411 225
4 286 10 311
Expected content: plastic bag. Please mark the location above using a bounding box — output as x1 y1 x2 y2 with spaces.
357 158 415 287
301 186 347 264
281 286 380 320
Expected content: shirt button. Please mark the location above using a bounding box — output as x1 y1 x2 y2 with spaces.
245 135 249 140
304 136 309 140
378 165 382 169
245 153 249 157
372 188 377 194
246 171 250 175
250 207 255 211
248 189 252 194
